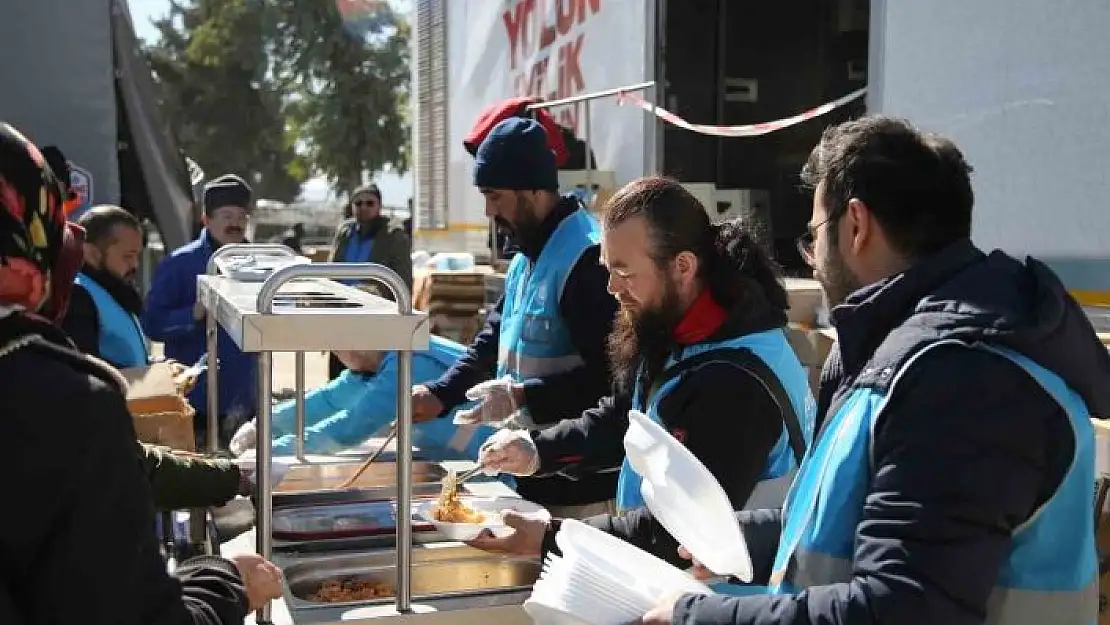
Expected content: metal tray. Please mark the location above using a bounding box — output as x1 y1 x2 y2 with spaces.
272 500 436 541
273 460 446 502
282 546 540 609
214 254 311 282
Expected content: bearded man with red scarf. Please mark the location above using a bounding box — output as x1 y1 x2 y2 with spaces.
470 176 815 568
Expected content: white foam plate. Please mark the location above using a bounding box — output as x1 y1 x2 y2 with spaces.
416 496 549 541
624 409 753 582
555 519 711 597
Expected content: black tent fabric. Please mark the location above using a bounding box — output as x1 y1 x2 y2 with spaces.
111 0 197 249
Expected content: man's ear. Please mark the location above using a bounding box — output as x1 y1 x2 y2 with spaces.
845 198 872 255
82 242 101 267
673 250 699 285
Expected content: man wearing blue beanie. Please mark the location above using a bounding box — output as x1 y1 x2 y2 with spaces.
411 117 620 518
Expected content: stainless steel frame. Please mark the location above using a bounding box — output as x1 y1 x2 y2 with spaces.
204 244 296 453
198 252 428 622
526 80 657 193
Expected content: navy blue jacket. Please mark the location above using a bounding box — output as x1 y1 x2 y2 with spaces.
141 230 257 422
424 196 619 506
667 240 1110 625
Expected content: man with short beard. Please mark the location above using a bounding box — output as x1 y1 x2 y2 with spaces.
632 117 1110 625
61 210 257 516
467 176 814 564
410 117 619 518
63 205 150 368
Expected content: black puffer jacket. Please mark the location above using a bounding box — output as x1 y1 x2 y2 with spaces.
673 240 1110 625
0 312 249 625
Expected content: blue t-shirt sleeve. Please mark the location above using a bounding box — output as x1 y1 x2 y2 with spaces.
272 364 398 455
271 370 369 435
273 408 393 455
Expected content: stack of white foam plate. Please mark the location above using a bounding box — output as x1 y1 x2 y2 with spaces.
523 519 710 625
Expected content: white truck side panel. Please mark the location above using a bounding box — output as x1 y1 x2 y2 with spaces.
869 0 1110 293
431 0 649 253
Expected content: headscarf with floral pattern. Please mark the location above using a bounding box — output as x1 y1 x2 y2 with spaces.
0 123 68 312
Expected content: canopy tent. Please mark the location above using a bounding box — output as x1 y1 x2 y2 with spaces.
0 0 197 250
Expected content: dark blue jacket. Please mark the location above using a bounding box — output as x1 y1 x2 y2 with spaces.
141 229 257 422
666 240 1110 625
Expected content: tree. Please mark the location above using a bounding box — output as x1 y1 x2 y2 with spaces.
273 0 410 196
145 0 410 201
146 0 307 201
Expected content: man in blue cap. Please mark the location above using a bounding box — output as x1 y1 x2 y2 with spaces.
410 117 619 518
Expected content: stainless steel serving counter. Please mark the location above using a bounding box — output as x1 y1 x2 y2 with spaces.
199 254 430 621
220 462 535 625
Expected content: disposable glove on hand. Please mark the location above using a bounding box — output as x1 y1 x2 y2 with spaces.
478 428 540 477
232 455 293 489
229 420 258 457
453 376 519 425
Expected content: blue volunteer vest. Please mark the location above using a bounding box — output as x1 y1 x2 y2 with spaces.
615 328 817 514
765 339 1098 625
497 208 600 399
340 226 375 286
75 273 149 368
342 228 374 263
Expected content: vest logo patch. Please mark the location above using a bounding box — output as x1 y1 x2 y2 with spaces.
67 162 94 221
670 427 687 443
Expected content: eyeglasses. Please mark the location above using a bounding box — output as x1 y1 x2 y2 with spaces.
210 211 250 225
354 200 379 208
795 211 841 264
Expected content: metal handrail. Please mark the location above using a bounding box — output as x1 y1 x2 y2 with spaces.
254 262 417 619
526 80 656 197
203 243 296 453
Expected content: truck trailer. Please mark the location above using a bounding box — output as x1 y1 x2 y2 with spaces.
414 0 1110 301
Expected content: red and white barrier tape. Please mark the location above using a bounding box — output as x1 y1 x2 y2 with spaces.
617 87 867 138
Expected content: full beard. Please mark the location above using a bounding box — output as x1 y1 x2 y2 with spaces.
607 282 685 396
501 194 542 250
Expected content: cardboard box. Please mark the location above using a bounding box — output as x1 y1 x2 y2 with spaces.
119 362 196 451
132 404 197 452
784 278 826 326
119 362 190 415
786 324 837 395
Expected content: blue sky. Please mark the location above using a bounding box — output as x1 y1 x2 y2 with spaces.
126 0 413 204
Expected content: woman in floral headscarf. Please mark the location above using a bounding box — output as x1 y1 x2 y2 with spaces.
0 124 75 317
0 123 281 625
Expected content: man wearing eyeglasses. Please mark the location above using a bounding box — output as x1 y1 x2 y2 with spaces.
634 117 1110 625
142 174 259 447
326 183 413 378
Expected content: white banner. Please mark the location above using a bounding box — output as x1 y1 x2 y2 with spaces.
447 0 649 227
